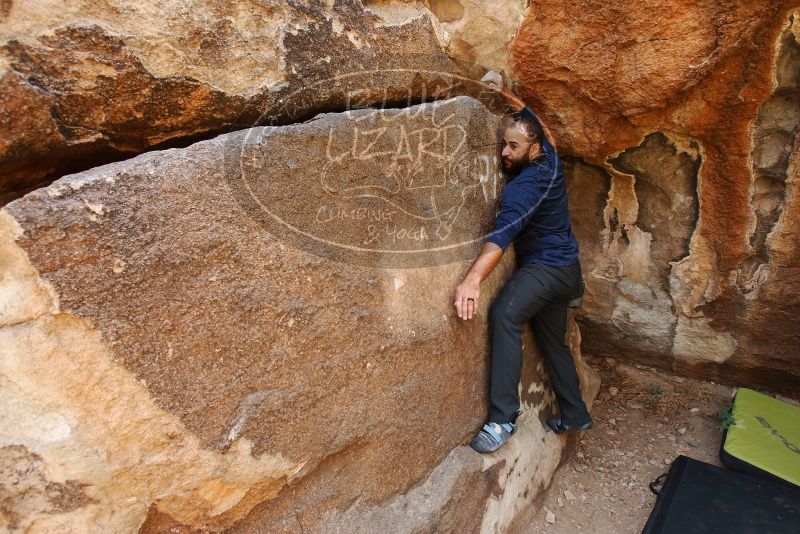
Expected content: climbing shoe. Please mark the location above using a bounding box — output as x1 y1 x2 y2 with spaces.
546 416 593 434
470 410 522 453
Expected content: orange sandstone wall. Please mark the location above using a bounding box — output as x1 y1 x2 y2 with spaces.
511 1 800 393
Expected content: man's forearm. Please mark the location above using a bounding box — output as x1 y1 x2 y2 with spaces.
454 241 504 319
497 86 526 111
464 242 505 283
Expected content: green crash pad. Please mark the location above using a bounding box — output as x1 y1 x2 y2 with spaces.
720 387 800 489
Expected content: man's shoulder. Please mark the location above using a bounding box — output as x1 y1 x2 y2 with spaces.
519 158 555 182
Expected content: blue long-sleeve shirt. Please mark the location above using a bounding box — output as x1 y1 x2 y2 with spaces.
486 106 579 267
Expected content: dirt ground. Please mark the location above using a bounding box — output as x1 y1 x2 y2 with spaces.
523 355 790 533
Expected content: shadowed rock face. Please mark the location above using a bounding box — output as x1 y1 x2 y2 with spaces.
711 21 800 390
609 133 700 291
0 97 599 532
517 1 800 393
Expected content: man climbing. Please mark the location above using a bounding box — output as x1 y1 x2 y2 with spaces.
453 70 592 454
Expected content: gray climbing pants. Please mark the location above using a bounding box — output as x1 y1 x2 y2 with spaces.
487 259 591 425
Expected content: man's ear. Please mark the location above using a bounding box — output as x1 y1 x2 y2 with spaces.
528 142 541 159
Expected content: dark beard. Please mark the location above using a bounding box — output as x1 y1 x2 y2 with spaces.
501 157 529 179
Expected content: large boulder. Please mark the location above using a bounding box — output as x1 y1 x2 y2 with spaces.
0 96 599 532
511 2 800 394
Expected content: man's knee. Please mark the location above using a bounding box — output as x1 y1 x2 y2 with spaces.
489 297 518 328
